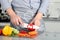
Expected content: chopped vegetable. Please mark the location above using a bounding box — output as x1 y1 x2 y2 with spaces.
18 32 28 37
12 28 19 34
28 31 37 36
20 30 27 34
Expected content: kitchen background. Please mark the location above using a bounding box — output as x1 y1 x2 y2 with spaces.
0 0 60 40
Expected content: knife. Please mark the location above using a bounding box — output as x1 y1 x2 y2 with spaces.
19 23 40 30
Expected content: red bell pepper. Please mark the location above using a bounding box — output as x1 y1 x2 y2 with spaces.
0 29 2 35
27 24 35 31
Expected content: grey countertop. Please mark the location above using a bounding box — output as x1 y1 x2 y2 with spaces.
0 32 60 40
0 17 60 40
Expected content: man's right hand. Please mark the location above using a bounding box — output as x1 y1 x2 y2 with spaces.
10 15 24 26
6 8 24 26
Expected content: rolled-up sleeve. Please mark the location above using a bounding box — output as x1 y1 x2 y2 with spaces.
38 0 49 15
0 0 11 11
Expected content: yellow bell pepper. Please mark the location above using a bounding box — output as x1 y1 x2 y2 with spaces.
2 25 13 36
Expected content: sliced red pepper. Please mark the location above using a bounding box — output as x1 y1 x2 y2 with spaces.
27 24 35 31
20 30 27 34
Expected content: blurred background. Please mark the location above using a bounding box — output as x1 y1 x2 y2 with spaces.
0 0 60 40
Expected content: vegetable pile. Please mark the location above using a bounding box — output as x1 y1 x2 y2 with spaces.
0 24 38 38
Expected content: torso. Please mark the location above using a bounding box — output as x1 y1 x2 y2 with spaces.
11 0 41 23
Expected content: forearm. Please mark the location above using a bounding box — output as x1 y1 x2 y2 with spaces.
35 12 43 20
6 8 24 26
30 12 42 26
6 8 16 17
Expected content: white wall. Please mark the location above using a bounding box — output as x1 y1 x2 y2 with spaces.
44 0 60 32
48 0 60 18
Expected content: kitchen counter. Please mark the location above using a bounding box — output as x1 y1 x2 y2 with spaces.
0 31 60 40
0 18 60 40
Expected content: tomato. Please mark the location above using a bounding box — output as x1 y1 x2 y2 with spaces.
0 29 2 35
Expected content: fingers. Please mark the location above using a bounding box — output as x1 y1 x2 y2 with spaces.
18 17 24 26
15 18 19 25
10 16 24 26
34 20 40 26
11 18 19 26
30 19 40 26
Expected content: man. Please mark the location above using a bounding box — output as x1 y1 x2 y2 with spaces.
0 0 49 32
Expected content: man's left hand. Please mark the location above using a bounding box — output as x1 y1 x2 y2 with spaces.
30 12 43 26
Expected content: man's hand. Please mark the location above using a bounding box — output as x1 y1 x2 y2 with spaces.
10 15 24 26
6 8 24 26
30 12 43 26
30 18 40 27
